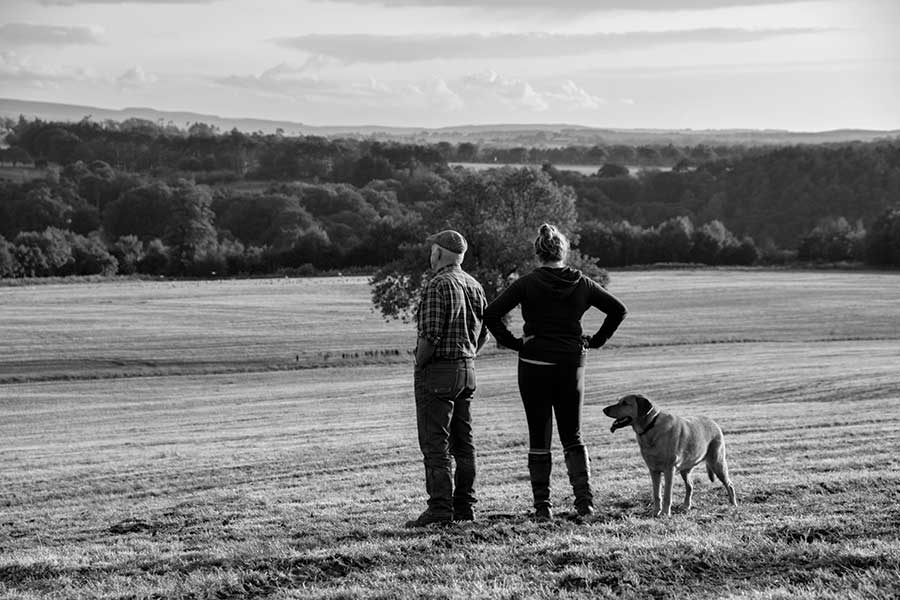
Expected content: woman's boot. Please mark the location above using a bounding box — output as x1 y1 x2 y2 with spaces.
564 444 594 517
528 450 553 520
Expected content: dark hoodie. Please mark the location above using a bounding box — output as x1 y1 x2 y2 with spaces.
483 267 627 366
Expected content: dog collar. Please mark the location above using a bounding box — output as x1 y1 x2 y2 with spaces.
638 411 660 436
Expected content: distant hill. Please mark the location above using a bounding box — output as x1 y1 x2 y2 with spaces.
2 97 898 148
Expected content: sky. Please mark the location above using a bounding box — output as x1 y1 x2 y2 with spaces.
0 0 898 131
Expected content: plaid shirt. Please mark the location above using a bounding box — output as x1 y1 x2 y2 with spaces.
417 265 486 360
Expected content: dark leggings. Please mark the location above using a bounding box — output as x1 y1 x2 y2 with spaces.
517 359 585 451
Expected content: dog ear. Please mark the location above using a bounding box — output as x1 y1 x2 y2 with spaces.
634 394 653 417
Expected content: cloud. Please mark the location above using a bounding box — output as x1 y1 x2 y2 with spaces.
117 65 158 88
217 62 622 118
350 76 393 97
306 0 817 10
547 80 606 110
0 23 104 46
429 78 465 111
0 51 99 87
262 55 339 79
216 63 452 109
38 1 222 5
0 52 161 91
273 28 826 63
213 56 349 102
405 78 465 111
461 70 548 111
216 67 469 117
215 62 336 101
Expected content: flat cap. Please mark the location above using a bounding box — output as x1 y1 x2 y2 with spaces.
426 230 467 254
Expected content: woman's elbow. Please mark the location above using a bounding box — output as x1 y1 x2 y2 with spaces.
483 304 503 323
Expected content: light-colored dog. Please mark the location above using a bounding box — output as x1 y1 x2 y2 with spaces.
603 393 737 517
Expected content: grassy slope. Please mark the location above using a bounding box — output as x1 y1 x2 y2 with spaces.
1 270 899 599
0 166 48 184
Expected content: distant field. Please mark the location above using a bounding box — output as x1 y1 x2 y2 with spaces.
448 162 671 175
1 270 899 599
3 269 896 381
0 166 47 184
0 277 408 382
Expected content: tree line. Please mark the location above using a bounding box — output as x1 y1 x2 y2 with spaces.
1 117 899 284
2 116 775 177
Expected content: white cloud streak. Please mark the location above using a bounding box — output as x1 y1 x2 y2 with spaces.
116 65 158 88
38 1 221 5
214 56 341 101
306 0 824 11
0 51 99 86
215 64 618 116
0 52 161 91
0 23 104 46
461 70 548 111
273 28 827 63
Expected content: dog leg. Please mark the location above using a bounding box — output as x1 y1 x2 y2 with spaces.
680 469 693 511
661 468 675 517
650 470 662 517
715 461 737 506
710 444 738 507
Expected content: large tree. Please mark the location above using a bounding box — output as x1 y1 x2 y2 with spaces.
866 206 900 266
0 185 72 238
370 167 604 321
103 181 175 241
164 180 217 273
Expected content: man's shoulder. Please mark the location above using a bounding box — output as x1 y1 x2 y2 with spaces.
458 269 485 292
427 269 455 288
424 269 458 296
429 266 484 293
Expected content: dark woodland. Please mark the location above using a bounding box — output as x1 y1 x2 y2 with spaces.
1 116 899 294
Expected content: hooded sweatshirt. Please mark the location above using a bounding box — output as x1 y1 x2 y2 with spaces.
483 266 627 366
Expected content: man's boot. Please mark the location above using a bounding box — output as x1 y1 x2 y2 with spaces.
564 444 594 517
528 450 553 520
407 463 454 527
452 455 476 521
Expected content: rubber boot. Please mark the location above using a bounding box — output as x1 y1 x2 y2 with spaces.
528 451 553 520
564 444 594 517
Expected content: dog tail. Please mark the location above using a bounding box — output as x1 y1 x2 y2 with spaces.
706 464 715 482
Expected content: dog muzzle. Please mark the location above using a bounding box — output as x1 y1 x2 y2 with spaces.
610 417 632 432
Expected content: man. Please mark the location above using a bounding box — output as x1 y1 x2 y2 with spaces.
408 229 488 527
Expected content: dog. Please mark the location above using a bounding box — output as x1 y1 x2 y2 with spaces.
603 393 737 517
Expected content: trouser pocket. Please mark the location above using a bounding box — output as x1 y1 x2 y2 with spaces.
425 362 475 400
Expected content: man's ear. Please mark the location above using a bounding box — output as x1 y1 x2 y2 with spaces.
634 394 652 417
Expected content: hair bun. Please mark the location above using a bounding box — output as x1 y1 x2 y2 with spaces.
534 223 569 262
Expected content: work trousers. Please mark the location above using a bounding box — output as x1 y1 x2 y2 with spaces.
414 358 477 515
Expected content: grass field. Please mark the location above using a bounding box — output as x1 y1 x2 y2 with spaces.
1 269 899 599
0 166 49 184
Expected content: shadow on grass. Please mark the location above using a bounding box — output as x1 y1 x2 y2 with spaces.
1 552 384 599
541 541 900 599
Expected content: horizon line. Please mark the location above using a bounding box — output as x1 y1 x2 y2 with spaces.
1 96 899 136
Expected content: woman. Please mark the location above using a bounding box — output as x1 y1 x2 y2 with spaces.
484 223 627 519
